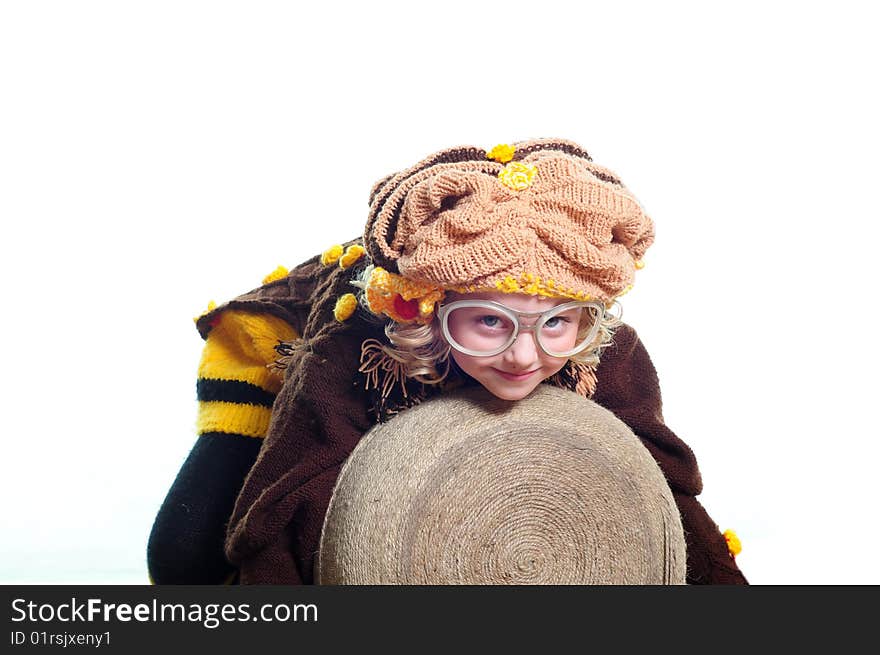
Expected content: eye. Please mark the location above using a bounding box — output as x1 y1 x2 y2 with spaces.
544 316 570 329
479 315 501 328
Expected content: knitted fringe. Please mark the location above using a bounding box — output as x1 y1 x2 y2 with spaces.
358 338 432 423
547 360 598 399
359 338 410 400
271 338 307 372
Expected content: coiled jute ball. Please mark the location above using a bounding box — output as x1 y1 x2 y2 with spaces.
317 385 685 584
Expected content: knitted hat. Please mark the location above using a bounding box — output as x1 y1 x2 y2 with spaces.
361 138 654 323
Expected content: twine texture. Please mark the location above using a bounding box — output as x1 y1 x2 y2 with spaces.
317 385 685 585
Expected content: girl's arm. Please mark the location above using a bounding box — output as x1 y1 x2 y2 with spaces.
147 309 298 584
147 433 261 583
150 245 360 584
593 323 748 584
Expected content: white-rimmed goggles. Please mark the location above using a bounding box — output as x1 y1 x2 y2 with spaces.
437 299 606 358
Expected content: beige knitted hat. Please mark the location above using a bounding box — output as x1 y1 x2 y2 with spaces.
361 138 654 323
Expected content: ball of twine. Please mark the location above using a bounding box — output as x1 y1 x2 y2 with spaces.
317 385 685 585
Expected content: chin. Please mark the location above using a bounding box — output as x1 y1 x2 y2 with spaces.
483 384 542 401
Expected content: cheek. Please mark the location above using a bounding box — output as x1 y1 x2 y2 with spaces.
450 351 504 386
450 351 482 377
541 355 569 377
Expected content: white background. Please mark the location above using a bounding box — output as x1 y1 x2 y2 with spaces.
1 1 877 584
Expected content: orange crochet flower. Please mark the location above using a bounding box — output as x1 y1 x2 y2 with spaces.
363 266 445 324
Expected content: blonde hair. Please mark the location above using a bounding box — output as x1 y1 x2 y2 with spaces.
382 320 451 384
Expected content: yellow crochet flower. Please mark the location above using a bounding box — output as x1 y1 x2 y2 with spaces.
334 293 358 322
262 265 289 284
487 143 516 164
320 244 344 266
723 529 742 557
339 244 366 269
498 161 537 191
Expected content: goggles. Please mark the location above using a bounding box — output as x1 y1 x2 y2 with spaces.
437 299 606 358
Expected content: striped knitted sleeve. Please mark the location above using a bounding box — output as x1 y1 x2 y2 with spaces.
196 309 298 439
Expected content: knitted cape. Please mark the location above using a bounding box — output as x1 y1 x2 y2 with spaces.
195 241 747 585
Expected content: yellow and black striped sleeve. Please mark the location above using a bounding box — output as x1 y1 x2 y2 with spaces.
148 307 300 584
196 309 298 439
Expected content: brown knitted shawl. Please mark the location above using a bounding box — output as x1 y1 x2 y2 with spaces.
196 242 746 585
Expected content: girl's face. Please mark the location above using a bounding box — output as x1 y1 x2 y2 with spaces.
442 291 574 401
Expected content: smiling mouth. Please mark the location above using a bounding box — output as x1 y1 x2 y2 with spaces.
492 368 540 381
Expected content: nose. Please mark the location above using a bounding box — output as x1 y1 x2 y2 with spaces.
502 330 539 369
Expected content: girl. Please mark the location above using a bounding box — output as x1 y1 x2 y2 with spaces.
148 138 746 585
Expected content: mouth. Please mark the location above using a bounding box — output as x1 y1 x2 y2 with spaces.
492 368 540 382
